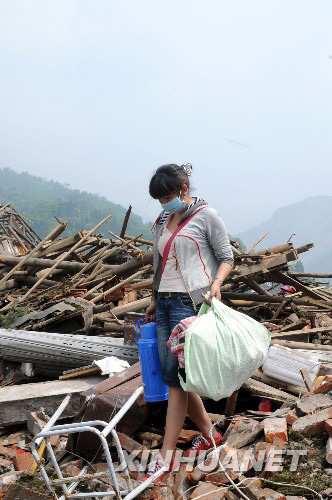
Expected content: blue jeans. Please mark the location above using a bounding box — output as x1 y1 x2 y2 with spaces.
156 293 198 387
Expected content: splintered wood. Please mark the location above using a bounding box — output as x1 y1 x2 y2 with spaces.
0 206 332 349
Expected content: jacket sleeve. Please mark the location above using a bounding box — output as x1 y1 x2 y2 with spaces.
204 207 234 266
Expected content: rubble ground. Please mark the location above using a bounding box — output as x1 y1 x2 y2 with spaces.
1 204 332 499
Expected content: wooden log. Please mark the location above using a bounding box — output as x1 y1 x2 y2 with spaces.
272 326 332 338
102 322 125 332
75 234 144 284
124 235 153 246
270 270 331 302
0 255 89 272
7 225 28 252
246 232 269 254
20 214 113 301
300 368 314 391
250 242 294 256
0 222 67 289
289 272 332 279
109 230 143 256
225 390 239 417
91 265 151 304
241 276 271 296
271 300 288 320
294 243 314 254
131 278 153 290
251 371 308 396
36 231 84 257
242 377 298 401
120 205 132 239
110 297 151 317
271 339 332 351
109 253 153 278
0 248 151 276
233 251 297 279
220 292 322 306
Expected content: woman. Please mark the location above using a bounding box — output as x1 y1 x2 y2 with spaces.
142 163 234 481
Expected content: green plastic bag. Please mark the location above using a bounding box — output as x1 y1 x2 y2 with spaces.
179 294 271 400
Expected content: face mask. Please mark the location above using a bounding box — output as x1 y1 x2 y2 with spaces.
161 191 186 213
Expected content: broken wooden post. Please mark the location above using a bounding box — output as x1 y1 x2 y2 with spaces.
0 221 67 289
19 214 113 301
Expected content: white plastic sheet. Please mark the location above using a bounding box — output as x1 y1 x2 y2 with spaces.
93 356 129 377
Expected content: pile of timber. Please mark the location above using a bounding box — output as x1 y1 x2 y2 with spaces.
0 205 331 380
0 207 154 336
0 204 40 255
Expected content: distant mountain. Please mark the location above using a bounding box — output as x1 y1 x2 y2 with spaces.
236 196 332 273
0 168 153 240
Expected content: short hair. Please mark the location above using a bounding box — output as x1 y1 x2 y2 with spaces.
149 163 192 199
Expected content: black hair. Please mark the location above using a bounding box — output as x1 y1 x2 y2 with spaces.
149 163 191 199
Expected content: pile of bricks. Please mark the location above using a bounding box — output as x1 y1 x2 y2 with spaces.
129 380 330 499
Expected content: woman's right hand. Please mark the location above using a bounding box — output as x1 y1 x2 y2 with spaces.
145 302 156 322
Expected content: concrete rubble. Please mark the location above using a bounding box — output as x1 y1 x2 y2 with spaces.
0 205 332 498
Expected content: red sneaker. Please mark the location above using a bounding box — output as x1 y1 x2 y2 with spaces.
140 454 178 484
183 431 223 459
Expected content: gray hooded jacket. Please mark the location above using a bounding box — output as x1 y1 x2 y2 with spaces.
152 199 234 308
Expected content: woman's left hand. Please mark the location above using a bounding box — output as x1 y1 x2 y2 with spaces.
209 280 221 302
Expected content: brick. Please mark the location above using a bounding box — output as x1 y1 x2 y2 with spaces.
189 482 226 499
0 447 16 459
177 429 201 444
12 451 34 471
187 444 235 483
261 488 286 499
26 412 59 447
118 432 149 459
140 485 174 500
325 419 332 437
312 375 332 394
296 393 332 416
263 418 288 443
327 437 332 465
254 441 271 461
173 463 190 500
237 476 265 500
0 457 12 468
223 416 263 448
292 407 332 436
270 437 288 450
0 433 25 447
0 471 26 487
205 468 239 485
286 410 298 425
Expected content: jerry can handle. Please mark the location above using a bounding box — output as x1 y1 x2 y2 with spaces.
136 318 146 345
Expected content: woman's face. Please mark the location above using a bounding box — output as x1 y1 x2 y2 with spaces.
158 184 188 205
158 192 179 205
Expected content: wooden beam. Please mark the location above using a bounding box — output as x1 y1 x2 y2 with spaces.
20 214 113 301
270 270 330 302
120 205 132 239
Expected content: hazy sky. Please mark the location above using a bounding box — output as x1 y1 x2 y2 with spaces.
0 1 331 234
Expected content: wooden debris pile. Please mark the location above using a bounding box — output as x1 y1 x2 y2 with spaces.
0 207 153 339
0 203 40 257
0 206 332 497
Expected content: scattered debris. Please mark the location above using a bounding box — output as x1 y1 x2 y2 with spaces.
0 206 331 497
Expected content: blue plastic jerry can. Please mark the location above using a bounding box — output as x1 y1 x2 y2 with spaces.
136 319 169 402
